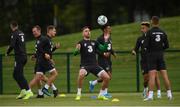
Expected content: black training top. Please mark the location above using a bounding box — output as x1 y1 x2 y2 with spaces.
7 29 27 56
96 35 113 65
35 35 53 61
144 27 169 53
78 39 99 66
134 33 147 58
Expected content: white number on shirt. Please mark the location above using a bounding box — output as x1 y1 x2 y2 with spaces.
21 36 24 42
155 35 161 42
88 45 93 53
107 44 111 50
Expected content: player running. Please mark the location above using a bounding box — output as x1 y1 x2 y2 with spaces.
89 24 116 98
29 25 59 98
28 25 58 98
132 21 161 98
143 16 173 101
6 21 33 99
74 26 110 100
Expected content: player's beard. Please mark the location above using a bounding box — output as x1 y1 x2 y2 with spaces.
84 35 90 40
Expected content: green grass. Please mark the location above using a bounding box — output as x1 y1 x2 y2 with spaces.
0 93 180 106
0 16 180 94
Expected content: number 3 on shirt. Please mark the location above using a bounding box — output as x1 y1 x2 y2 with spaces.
21 36 24 42
88 45 93 53
155 35 161 42
107 44 111 50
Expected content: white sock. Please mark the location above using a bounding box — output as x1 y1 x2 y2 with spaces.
38 89 43 95
157 90 161 94
51 84 57 90
167 90 172 97
26 89 32 92
44 84 50 89
99 89 105 96
148 91 153 99
143 87 148 93
104 88 108 94
92 80 98 85
77 88 81 96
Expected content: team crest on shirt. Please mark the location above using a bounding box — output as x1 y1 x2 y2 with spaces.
106 67 110 71
84 43 87 47
141 40 144 44
91 42 95 46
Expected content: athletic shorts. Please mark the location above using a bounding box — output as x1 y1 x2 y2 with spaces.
80 65 104 77
147 52 166 71
98 63 112 72
35 60 55 74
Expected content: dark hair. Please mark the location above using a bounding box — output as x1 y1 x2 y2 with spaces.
82 26 90 31
47 25 56 32
33 25 41 31
100 24 110 31
10 21 18 28
141 21 150 28
151 16 159 25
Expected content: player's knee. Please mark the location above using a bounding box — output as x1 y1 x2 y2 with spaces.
99 71 110 81
106 75 110 81
79 73 85 78
54 71 58 77
103 74 110 81
108 73 112 80
35 74 43 81
79 69 86 77
53 71 58 77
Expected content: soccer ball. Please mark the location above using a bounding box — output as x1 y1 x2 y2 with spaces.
97 15 108 26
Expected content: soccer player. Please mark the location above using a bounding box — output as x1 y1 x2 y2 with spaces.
32 45 59 98
143 16 172 101
132 22 161 98
28 25 58 98
32 25 59 98
74 26 110 100
6 21 33 99
89 24 115 98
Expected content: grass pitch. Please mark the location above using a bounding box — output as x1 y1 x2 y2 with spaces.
0 92 180 106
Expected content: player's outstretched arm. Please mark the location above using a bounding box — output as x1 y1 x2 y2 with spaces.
73 44 81 56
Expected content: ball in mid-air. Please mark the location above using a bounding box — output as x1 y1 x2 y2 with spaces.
97 15 108 26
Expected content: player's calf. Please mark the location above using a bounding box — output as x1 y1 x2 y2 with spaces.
42 70 58 96
98 71 110 99
100 71 110 90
